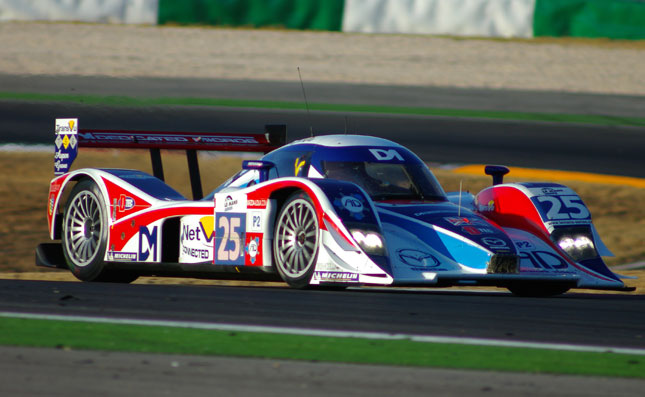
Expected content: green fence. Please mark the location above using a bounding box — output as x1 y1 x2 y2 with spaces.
534 0 645 39
158 0 344 31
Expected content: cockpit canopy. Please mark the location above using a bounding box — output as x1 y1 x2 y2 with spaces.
213 135 447 201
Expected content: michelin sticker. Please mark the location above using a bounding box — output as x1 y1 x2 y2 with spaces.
54 118 78 175
313 271 359 283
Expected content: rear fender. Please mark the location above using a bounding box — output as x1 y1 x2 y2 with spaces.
47 168 184 239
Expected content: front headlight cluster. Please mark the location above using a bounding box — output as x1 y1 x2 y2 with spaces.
552 227 598 262
350 229 385 256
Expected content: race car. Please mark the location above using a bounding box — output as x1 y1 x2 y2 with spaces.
37 118 634 296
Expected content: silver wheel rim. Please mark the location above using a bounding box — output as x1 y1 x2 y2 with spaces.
275 198 319 278
64 190 104 267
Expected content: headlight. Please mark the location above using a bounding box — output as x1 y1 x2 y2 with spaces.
351 230 385 255
553 229 597 262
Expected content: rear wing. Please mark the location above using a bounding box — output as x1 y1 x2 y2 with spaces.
54 118 287 199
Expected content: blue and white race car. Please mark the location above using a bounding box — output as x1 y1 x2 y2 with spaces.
38 119 633 296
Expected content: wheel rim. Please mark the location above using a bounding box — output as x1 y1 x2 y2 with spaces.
64 190 104 267
275 198 319 278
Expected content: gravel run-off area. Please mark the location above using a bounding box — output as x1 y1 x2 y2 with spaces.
0 21 644 95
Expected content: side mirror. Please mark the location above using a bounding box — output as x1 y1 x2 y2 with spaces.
243 160 275 183
484 165 510 186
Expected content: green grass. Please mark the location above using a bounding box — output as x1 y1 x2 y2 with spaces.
2 91 644 127
1 317 643 378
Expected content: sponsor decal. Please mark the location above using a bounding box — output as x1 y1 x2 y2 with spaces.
48 195 55 216
55 119 77 134
181 246 210 260
245 237 260 264
247 199 267 208
397 249 441 270
369 148 404 161
180 216 215 262
294 157 307 176
54 118 78 175
79 132 258 145
444 217 486 226
341 196 363 213
481 237 510 250
181 216 215 244
117 195 135 212
138 226 158 262
462 226 481 235
314 262 345 272
314 271 359 282
224 195 238 212
462 226 496 235
333 194 367 220
107 251 137 261
519 250 569 271
541 187 565 195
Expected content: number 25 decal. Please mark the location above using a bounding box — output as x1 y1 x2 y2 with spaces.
536 195 590 221
216 213 246 264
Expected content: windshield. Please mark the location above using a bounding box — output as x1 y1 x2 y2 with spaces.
322 160 446 201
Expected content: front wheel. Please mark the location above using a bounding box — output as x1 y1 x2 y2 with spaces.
273 193 320 289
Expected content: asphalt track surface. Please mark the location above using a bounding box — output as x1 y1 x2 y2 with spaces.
1 279 643 349
1 75 644 177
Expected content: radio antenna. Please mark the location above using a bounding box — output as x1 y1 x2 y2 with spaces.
458 180 463 217
297 67 314 137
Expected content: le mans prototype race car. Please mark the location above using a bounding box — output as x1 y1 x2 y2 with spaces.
37 118 634 296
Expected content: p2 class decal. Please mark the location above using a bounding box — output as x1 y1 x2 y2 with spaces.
215 213 246 265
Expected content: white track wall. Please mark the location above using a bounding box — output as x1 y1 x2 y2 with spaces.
0 0 157 24
342 0 535 38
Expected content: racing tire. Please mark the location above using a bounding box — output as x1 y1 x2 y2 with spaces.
61 179 137 283
507 283 570 297
273 192 320 289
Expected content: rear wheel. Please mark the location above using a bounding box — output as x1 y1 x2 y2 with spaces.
62 179 137 283
273 193 319 289
507 284 570 297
